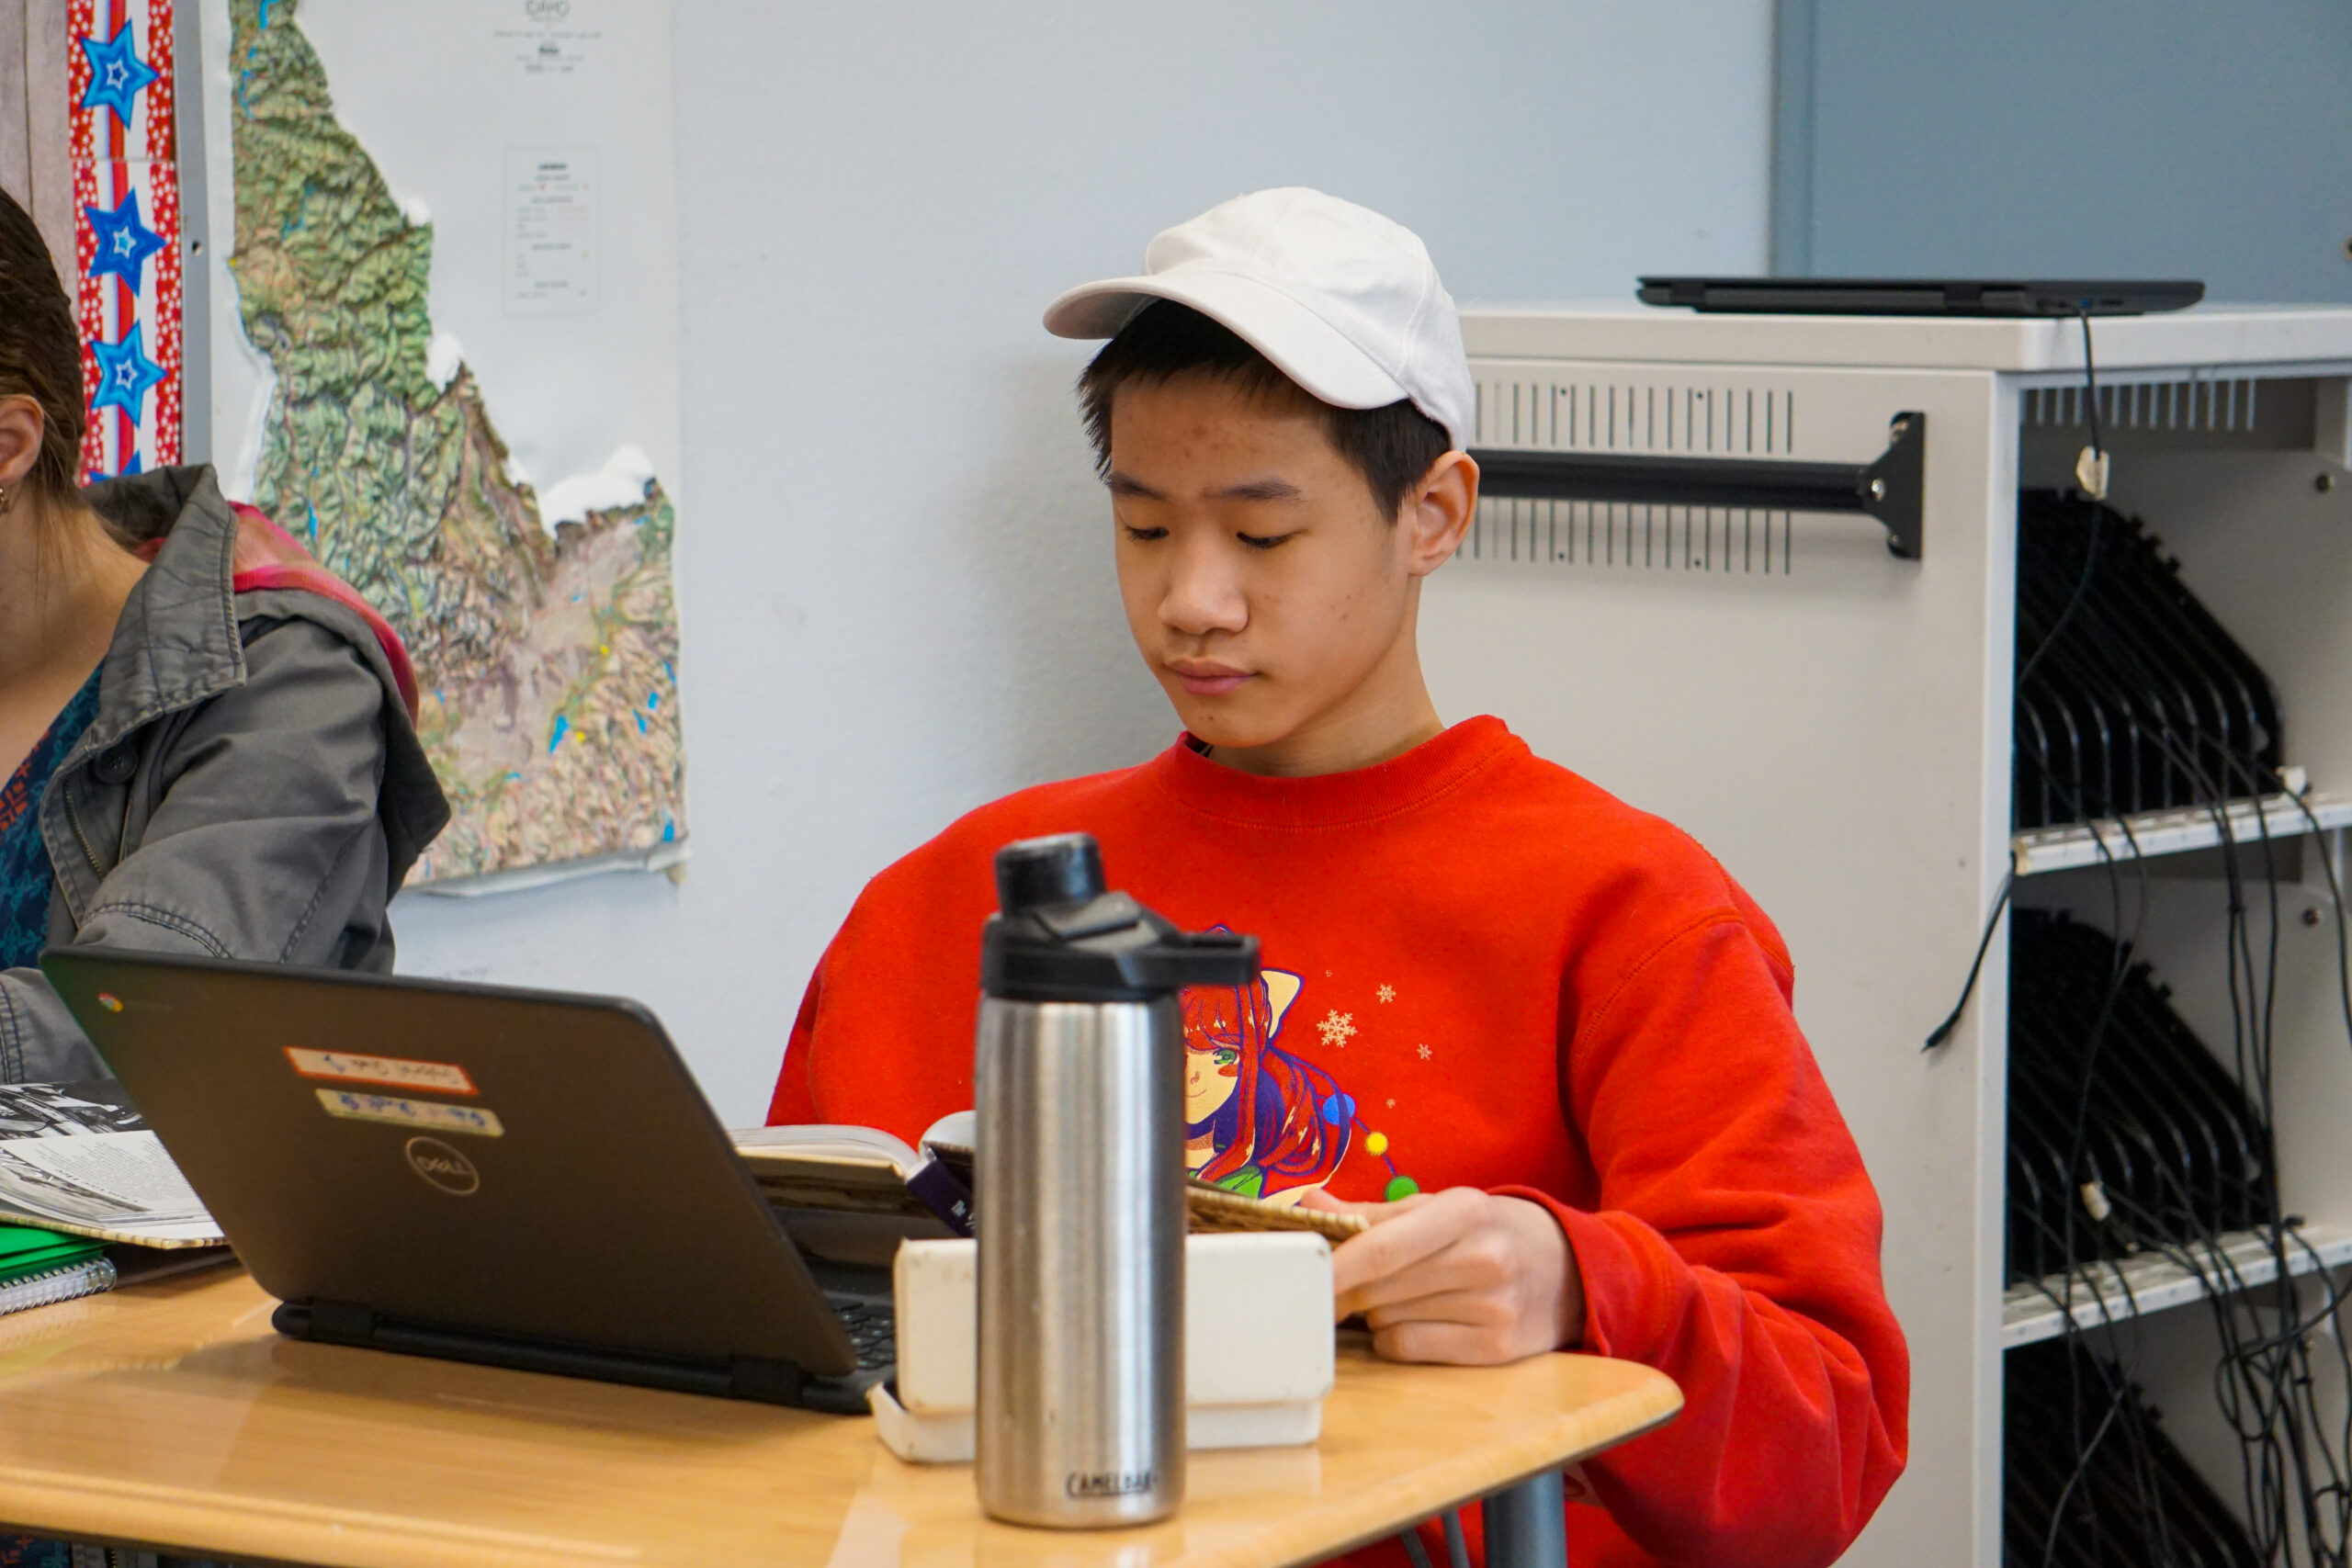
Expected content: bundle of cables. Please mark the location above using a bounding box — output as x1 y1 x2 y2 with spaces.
2007 1337 2258 1568
2013 490 2287 831
2001 492 2352 1565
2007 908 2273 1284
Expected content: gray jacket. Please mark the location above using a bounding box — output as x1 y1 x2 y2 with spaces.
0 467 449 1081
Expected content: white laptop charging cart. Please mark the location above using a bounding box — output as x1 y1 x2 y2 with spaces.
1422 303 2352 1568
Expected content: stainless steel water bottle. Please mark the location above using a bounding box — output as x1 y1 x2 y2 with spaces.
973 833 1259 1529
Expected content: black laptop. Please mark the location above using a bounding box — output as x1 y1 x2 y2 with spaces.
41 947 895 1413
1636 276 2205 317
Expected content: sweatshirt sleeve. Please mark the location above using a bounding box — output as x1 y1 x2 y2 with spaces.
1502 915 1908 1568
766 937 831 1124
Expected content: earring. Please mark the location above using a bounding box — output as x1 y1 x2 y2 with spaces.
0 482 9 513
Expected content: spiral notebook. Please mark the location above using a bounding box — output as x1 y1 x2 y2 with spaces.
0 1255 118 1317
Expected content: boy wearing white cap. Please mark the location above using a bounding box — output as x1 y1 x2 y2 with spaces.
769 188 1907 1568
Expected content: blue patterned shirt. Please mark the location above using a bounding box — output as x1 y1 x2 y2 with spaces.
0 671 103 972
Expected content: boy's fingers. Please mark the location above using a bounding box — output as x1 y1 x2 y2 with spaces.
1369 1317 1519 1367
1326 1189 1481 1298
1299 1188 1428 1220
1362 1287 1498 1330
1337 1247 1493 1319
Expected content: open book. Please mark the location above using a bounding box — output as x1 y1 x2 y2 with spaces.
733 1116 978 1235
0 1081 226 1249
730 1112 1368 1247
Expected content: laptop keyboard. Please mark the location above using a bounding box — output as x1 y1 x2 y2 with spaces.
832 1298 897 1371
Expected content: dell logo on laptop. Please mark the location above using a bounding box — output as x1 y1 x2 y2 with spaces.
403 1136 480 1196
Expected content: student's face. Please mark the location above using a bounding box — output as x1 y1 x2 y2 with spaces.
1107 374 1461 759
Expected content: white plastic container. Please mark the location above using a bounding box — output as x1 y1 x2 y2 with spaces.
872 1231 1337 1464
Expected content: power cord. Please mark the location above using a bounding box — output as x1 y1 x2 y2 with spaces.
2075 308 2110 502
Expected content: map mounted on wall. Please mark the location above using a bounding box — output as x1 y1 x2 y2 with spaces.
190 0 688 889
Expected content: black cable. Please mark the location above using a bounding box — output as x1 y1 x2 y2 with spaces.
2079 307 2106 484
1994 487 2352 1563
2018 477 2104 695
2096 684 2352 1560
1996 675 2154 1568
1979 399 2352 1559
1930 492 2111 1054
1925 873 2013 1052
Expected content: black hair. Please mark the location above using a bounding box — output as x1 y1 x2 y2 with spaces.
1077 301 1452 521
0 186 85 501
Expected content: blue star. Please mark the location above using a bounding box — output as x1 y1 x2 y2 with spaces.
83 446 140 483
89 325 164 424
79 24 160 131
83 194 164 290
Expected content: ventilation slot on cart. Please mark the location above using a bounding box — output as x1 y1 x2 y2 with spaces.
1468 381 1808 573
2022 376 2259 434
1473 380 1799 456
1466 383 1928 566
1470 499 1797 573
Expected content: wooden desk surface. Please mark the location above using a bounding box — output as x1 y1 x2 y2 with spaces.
0 1270 1679 1568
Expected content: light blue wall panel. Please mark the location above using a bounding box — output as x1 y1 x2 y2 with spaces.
1797 0 2352 303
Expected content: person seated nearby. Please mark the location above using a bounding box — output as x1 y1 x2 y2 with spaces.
0 186 448 1083
767 187 1907 1567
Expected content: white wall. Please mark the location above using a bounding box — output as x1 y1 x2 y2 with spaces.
390 1 1778 1123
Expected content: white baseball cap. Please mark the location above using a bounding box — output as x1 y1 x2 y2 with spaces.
1044 187 1474 452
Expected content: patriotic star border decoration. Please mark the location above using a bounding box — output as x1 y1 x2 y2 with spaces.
90 325 166 423
84 193 165 291
78 23 160 131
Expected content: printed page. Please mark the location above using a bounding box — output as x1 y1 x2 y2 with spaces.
0 1134 221 1243
731 1123 919 1177
0 1083 224 1247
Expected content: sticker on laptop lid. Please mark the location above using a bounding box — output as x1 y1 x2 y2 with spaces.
286 1048 476 1097
315 1088 503 1137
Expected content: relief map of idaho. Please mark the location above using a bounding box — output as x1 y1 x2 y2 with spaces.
225 0 685 882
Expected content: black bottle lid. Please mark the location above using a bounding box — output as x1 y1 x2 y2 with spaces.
994 833 1104 915
980 833 1259 1002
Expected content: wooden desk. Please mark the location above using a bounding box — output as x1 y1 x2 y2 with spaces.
0 1270 1678 1568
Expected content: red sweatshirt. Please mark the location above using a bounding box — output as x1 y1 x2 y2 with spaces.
769 716 1908 1568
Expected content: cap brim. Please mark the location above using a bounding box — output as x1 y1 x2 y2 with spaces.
1043 269 1408 412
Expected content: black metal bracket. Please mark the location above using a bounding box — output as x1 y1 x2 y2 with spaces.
1469 411 1928 560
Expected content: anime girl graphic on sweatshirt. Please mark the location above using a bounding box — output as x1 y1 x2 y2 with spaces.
1181 959 1352 1202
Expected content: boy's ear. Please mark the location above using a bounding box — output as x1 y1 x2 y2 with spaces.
1403 450 1478 578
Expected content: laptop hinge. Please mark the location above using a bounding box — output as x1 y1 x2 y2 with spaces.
305 1298 379 1346
729 1356 807 1403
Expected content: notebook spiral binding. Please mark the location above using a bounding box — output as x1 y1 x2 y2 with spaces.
0 1256 119 1318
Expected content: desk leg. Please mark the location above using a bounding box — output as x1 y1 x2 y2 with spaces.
1483 1472 1567 1568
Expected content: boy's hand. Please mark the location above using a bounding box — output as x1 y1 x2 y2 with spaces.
1298 1187 1587 1364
